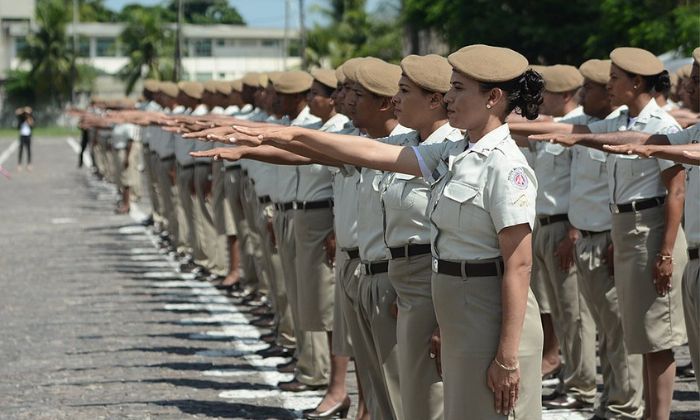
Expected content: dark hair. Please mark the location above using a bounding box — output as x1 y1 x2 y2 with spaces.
622 69 671 94
479 69 544 120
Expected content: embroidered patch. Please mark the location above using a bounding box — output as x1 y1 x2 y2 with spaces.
508 167 529 190
513 194 530 207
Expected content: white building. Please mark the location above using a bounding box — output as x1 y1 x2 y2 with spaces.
0 0 35 81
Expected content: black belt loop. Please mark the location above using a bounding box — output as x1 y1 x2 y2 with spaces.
579 229 610 238
610 196 665 214
296 198 334 211
389 243 431 259
362 261 389 275
258 195 271 204
343 248 360 260
275 201 295 212
689 247 699 260
538 214 569 226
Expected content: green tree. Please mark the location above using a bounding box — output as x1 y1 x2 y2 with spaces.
118 7 175 94
21 0 74 105
166 0 245 24
78 0 117 22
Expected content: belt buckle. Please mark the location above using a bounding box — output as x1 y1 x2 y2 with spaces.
609 203 619 214
361 264 369 275
432 258 439 273
292 201 299 210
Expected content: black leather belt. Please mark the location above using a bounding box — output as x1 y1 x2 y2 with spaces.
538 214 569 226
389 243 432 259
194 162 210 167
161 156 175 162
361 261 389 275
610 196 665 214
296 199 334 210
258 195 271 204
344 248 360 259
689 248 699 260
432 258 504 278
580 229 609 238
275 201 295 212
225 165 241 171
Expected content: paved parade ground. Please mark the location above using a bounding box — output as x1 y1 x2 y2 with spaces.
0 136 698 419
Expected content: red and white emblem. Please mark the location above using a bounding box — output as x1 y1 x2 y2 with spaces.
508 167 528 190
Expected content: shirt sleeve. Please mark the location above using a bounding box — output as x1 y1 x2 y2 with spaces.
487 158 538 233
657 123 683 172
412 141 464 183
667 124 699 146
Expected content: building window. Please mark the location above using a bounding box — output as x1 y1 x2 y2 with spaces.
238 39 257 47
193 39 212 57
218 72 226 79
195 72 212 81
96 37 116 57
261 39 279 47
216 39 225 47
78 36 91 58
14 37 28 55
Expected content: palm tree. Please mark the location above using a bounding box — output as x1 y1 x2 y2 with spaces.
118 8 174 95
20 0 74 106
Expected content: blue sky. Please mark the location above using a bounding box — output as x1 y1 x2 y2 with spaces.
103 0 383 28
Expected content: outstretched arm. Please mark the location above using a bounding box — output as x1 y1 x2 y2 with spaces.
604 143 700 166
190 144 344 167
230 125 422 176
529 130 670 150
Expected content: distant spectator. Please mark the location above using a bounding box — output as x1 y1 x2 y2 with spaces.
16 107 34 171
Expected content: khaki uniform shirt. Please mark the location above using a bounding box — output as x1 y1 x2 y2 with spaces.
414 124 538 260
588 99 681 204
330 123 361 250
357 124 414 261
667 123 700 246
380 123 463 249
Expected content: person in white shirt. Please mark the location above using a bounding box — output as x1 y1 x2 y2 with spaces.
16 107 34 171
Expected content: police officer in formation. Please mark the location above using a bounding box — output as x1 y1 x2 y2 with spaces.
76 43 700 420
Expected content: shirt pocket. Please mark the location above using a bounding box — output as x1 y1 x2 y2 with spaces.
630 157 659 178
441 181 480 230
581 149 606 178
383 173 418 210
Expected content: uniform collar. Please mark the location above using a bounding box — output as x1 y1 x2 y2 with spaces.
625 98 662 125
467 123 510 156
290 105 321 127
390 123 413 136
320 113 350 132
423 122 461 145
562 105 584 119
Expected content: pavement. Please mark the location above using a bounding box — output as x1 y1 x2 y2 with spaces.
0 136 697 419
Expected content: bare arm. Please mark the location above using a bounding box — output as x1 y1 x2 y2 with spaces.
604 143 700 165
655 165 686 296
191 145 315 166
508 121 579 136
231 125 422 176
529 130 669 150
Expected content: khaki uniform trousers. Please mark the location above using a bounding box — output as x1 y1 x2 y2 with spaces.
682 256 700 390
156 158 180 249
294 207 335 331
389 254 444 420
104 145 115 184
357 269 403 420
256 202 295 349
273 208 328 386
143 147 163 224
530 231 551 313
225 167 256 286
93 141 107 178
534 219 597 401
112 148 127 190
611 206 687 354
574 231 644 419
239 174 265 293
432 272 543 420
122 142 142 201
210 161 230 276
332 249 355 357
176 164 196 255
193 163 217 272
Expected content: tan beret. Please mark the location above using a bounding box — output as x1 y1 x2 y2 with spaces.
448 45 529 82
311 68 338 90
356 59 402 97
215 81 232 95
273 70 314 94
242 72 260 88
203 80 219 94
258 73 269 88
178 81 204 99
610 47 663 76
579 59 611 85
342 57 366 83
400 54 452 93
529 64 547 74
143 79 159 92
267 71 283 86
694 47 700 65
231 79 243 93
335 64 346 84
158 81 179 98
540 65 583 92
676 63 692 79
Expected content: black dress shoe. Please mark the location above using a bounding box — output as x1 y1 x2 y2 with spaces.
260 332 276 344
303 396 351 419
251 316 275 328
277 358 297 373
676 362 696 378
256 345 293 358
179 261 198 273
278 379 326 392
543 396 594 410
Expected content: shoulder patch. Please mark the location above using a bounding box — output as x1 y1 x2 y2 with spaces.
508 167 529 190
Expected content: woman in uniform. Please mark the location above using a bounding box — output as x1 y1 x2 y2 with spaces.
524 47 688 419
223 44 545 419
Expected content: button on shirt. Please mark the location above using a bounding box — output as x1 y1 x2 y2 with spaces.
567 107 624 231
414 124 538 260
533 107 583 216
588 99 681 205
275 106 322 204
357 124 415 262
667 123 700 246
380 123 463 249
296 113 350 202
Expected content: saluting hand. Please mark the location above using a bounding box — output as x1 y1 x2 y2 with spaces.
189 147 243 162
682 150 700 163
231 125 296 146
603 144 653 158
528 133 579 147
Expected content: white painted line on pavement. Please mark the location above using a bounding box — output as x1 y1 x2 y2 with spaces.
0 141 19 165
66 136 92 167
51 217 78 224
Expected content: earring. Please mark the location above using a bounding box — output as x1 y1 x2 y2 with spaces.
486 104 492 109
633 85 638 89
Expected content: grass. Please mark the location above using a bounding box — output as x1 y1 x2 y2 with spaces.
0 126 80 138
